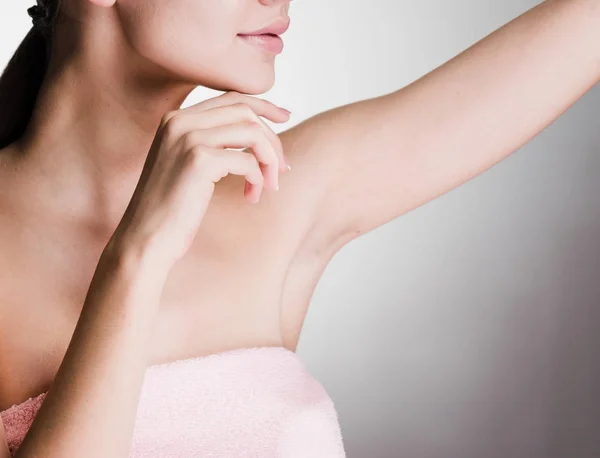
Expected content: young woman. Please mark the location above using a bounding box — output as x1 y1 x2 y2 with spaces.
0 0 598 456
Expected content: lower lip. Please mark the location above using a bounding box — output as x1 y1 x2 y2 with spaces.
237 34 284 54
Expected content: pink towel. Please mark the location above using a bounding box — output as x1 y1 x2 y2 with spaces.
1 346 346 457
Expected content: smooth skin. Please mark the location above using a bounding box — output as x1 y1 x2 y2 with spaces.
1 0 600 456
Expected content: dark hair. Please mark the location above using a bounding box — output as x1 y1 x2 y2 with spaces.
0 0 62 149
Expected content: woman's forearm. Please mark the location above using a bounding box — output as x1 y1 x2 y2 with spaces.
384 0 600 200
1 420 9 458
14 241 170 458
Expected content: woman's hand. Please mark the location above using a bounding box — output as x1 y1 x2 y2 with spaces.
108 91 291 268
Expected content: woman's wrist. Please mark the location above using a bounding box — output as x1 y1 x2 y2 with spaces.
96 234 171 305
103 226 170 274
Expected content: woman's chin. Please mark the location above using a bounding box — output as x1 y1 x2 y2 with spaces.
237 78 275 95
207 73 275 96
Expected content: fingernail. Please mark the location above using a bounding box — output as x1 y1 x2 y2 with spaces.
281 108 292 115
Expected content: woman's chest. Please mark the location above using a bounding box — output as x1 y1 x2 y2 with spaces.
0 193 323 411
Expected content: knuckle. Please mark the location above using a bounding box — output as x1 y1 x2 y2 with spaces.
233 103 256 119
162 114 182 139
245 151 259 166
243 120 263 133
187 145 210 168
160 110 178 128
180 131 199 150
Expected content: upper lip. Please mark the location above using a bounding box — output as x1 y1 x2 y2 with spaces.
239 19 290 36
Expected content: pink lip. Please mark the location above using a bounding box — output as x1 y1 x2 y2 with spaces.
238 34 284 54
238 19 290 36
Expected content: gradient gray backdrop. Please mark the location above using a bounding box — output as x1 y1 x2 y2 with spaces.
2 1 600 457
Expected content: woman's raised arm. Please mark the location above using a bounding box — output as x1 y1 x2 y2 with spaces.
276 0 600 249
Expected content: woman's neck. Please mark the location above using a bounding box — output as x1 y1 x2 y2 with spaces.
10 44 196 235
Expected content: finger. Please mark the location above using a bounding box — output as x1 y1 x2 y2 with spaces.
254 116 288 173
191 147 265 203
179 91 290 125
165 104 287 173
182 123 280 191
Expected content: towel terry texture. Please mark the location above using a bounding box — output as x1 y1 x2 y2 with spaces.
0 346 346 457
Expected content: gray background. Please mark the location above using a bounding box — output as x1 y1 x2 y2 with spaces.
2 1 600 457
